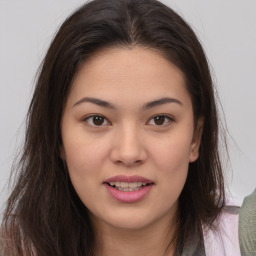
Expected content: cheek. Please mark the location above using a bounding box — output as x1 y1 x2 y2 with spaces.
149 132 192 199
154 140 191 202
62 132 110 202
63 138 108 207
62 123 110 169
150 133 193 173
64 138 107 178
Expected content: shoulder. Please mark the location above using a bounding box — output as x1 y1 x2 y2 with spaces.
203 205 241 256
239 189 256 256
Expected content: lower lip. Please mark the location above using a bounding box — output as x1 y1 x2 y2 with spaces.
104 184 153 203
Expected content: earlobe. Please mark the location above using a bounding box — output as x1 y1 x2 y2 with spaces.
189 117 204 163
59 145 66 161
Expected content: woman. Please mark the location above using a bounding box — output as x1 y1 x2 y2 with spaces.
0 0 240 255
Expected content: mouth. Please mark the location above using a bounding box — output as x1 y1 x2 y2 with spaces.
103 175 154 203
104 175 154 192
105 181 151 192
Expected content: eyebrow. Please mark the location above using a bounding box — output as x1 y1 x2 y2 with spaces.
72 96 182 109
142 97 182 110
73 97 116 109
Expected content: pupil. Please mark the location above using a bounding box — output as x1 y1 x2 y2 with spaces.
154 116 165 125
93 116 104 125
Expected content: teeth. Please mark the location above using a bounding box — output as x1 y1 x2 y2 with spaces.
129 182 138 188
137 182 142 187
116 187 140 192
108 181 148 190
120 182 128 188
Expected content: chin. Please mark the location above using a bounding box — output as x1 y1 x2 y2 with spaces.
106 217 155 231
91 207 169 232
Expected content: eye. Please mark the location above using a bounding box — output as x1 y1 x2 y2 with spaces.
83 115 110 127
147 115 173 126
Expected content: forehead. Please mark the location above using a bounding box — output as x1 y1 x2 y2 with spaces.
68 46 191 107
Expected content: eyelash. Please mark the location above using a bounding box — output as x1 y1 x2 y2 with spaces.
83 114 111 127
146 114 174 126
83 114 174 127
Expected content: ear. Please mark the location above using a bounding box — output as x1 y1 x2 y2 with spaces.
59 145 66 161
189 117 204 163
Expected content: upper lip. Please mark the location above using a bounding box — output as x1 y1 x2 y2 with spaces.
104 175 154 184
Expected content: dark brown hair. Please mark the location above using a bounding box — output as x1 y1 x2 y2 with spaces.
1 0 225 255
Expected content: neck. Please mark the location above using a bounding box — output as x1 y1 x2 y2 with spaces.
92 214 178 256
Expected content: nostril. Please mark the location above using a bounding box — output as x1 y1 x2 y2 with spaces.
109 141 147 166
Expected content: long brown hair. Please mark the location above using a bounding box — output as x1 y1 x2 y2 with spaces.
1 0 225 255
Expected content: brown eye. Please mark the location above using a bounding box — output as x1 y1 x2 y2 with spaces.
147 115 173 126
84 115 109 127
93 116 104 125
154 116 165 125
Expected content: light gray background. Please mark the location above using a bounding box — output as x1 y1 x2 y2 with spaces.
1 0 256 213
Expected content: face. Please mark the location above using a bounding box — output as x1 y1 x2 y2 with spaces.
61 47 202 232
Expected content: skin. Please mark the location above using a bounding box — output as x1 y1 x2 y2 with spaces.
61 46 203 256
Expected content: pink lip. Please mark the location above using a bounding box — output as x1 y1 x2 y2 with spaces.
103 175 154 203
104 175 153 183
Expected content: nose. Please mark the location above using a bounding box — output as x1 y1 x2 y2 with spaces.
110 125 147 167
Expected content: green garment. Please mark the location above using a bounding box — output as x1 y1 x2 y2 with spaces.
239 189 256 256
